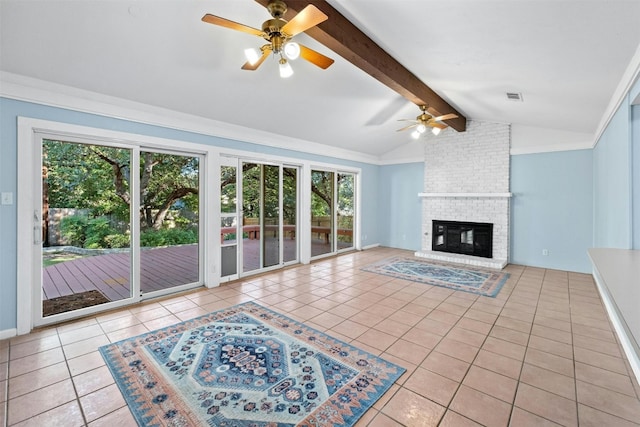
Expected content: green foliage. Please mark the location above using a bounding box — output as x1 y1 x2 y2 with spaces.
311 170 333 216
60 215 89 247
337 173 354 216
140 228 198 247
103 234 130 249
44 139 200 231
44 141 130 221
240 163 299 226
84 217 114 249
60 216 130 249
60 213 196 249
220 166 237 213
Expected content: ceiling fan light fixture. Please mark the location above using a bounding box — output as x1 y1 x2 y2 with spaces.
283 42 300 60
416 124 427 134
411 130 421 139
432 127 442 136
279 57 294 78
244 47 261 66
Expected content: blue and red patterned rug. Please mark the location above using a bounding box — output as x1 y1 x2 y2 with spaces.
100 302 405 426
362 256 509 297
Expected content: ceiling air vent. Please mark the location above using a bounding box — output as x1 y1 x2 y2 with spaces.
506 92 523 102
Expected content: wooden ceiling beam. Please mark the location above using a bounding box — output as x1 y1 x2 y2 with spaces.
255 0 466 132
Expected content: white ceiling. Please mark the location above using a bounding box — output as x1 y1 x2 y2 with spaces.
1 0 640 160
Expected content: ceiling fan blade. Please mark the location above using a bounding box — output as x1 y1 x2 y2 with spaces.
397 119 419 123
281 5 327 36
202 14 264 37
299 44 334 69
432 113 459 122
397 124 418 132
241 47 272 70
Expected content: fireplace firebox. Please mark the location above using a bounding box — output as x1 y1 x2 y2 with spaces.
432 220 493 258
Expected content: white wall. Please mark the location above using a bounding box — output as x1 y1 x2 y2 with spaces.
421 121 511 262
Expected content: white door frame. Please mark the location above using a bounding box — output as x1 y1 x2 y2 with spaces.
16 117 215 334
16 117 362 335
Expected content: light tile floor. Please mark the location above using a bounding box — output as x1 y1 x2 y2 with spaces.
1 247 640 426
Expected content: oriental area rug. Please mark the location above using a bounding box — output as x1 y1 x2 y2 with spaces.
100 302 405 426
362 256 509 297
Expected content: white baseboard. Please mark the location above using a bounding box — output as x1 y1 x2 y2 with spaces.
0 328 17 341
592 268 640 385
362 243 381 250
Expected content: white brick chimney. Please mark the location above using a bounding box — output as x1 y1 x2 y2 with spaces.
416 121 511 269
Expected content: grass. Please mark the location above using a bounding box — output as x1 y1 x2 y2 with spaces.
42 253 85 268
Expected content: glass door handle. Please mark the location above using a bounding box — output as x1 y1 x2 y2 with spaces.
33 210 41 244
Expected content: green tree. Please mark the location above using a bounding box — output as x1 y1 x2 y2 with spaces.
43 140 199 232
311 170 333 217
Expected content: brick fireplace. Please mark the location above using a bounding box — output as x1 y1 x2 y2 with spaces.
415 121 511 269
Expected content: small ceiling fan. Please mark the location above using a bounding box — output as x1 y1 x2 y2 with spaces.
397 105 459 138
202 0 335 78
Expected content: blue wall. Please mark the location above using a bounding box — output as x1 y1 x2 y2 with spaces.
3 82 639 332
510 150 594 273
378 162 424 251
0 97 381 332
593 96 633 249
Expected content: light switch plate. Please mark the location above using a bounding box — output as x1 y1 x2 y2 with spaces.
1 192 14 205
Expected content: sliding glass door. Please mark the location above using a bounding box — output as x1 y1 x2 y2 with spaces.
220 161 239 277
41 139 134 318
37 136 203 325
138 150 201 298
219 159 298 279
283 167 298 263
242 162 262 274
262 164 280 268
311 170 334 257
337 172 355 251
310 169 356 258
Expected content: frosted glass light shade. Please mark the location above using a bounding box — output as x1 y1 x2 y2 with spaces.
279 59 294 78
411 130 421 139
416 124 427 134
432 127 442 135
284 42 300 60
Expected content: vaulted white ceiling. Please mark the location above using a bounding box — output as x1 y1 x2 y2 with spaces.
1 0 639 161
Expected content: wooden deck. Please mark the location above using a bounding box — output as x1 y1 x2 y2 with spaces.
42 236 353 303
43 245 199 302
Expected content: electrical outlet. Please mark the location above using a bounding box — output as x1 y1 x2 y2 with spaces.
542 249 549 256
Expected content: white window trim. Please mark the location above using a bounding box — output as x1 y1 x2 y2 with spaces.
16 116 362 335
17 117 217 334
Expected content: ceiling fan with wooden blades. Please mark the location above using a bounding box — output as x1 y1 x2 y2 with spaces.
202 0 334 77
397 105 459 138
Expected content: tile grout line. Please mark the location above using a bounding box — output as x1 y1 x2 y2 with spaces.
568 270 581 426
59 322 91 427
375 263 523 425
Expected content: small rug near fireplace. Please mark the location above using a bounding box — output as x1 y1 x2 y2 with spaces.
100 302 405 426
362 256 509 297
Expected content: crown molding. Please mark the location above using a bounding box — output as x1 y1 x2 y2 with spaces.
510 142 594 156
378 157 424 166
0 72 381 165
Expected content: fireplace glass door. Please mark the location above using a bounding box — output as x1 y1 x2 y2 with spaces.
432 220 493 258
